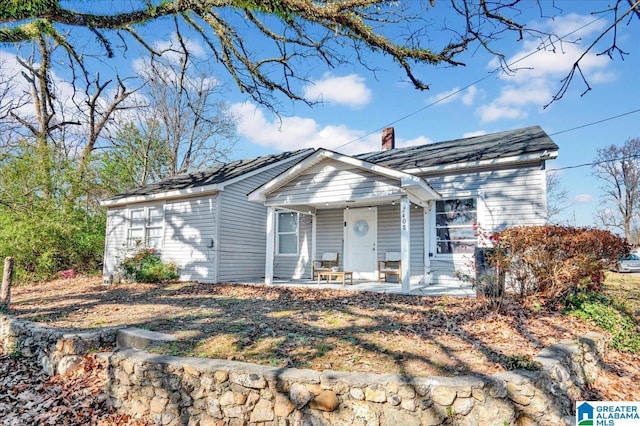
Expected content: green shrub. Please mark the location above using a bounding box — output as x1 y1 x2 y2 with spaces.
489 225 627 307
0 207 105 282
119 247 178 283
566 292 640 353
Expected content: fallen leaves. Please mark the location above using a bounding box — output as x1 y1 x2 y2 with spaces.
0 353 148 425
6 275 640 402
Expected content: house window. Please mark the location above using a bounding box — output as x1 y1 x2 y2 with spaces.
277 212 298 255
128 205 164 248
435 198 477 254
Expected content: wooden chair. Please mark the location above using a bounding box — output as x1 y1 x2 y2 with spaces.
378 252 401 282
312 252 339 280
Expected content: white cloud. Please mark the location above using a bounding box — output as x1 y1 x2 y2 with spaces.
476 103 527 123
477 13 614 123
461 86 479 106
463 130 487 138
232 102 432 155
0 50 77 119
572 194 594 204
589 71 616 84
232 102 371 154
543 13 608 40
494 81 552 106
303 73 372 108
427 87 461 105
427 85 478 106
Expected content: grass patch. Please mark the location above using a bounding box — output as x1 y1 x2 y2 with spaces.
566 290 640 353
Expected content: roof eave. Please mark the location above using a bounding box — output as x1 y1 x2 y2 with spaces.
401 176 442 201
99 184 223 207
402 150 558 175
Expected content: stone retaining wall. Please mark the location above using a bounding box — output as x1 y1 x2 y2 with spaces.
0 315 117 376
0 313 607 426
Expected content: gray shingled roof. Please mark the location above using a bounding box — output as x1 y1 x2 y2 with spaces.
357 126 558 170
105 148 314 201
106 126 556 202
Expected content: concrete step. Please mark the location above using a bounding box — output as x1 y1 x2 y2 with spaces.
116 327 177 350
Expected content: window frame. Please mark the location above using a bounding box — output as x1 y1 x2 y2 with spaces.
127 204 165 249
434 197 478 256
276 211 299 256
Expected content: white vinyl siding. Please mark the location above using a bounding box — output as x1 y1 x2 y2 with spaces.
218 160 297 282
314 209 345 270
266 159 403 206
103 207 127 277
424 164 546 229
163 195 218 282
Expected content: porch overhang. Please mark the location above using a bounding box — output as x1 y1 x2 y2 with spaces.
248 148 441 210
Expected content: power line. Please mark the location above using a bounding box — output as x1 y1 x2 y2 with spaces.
548 108 640 137
334 7 619 150
553 152 640 171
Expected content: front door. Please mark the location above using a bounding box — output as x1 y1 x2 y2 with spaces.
344 207 377 279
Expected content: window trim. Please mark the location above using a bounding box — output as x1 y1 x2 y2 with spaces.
276 211 299 256
127 204 165 249
433 197 478 256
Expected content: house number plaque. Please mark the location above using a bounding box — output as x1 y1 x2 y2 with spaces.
401 204 408 231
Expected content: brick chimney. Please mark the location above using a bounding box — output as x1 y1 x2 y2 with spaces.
382 127 395 150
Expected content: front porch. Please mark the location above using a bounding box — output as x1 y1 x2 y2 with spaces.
241 278 475 297
249 149 444 295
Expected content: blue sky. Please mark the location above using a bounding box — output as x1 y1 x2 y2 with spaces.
3 1 639 228
227 2 640 228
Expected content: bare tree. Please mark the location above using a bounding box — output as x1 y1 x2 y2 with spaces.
546 171 569 224
593 138 640 242
135 27 237 175
0 1 638 110
5 36 138 202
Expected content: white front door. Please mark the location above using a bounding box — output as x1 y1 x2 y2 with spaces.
344 207 377 279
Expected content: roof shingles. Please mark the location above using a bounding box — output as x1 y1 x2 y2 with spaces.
357 125 557 170
106 126 557 201
105 148 313 201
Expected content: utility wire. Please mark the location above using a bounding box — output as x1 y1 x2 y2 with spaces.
334 7 620 150
553 153 640 171
548 108 640 137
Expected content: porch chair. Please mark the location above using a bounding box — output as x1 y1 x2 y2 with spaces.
312 252 339 280
378 252 401 283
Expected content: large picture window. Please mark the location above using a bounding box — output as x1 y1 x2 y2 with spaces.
435 198 477 254
277 212 298 255
128 205 164 248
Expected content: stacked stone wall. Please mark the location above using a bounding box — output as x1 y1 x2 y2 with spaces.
0 313 607 425
0 315 117 376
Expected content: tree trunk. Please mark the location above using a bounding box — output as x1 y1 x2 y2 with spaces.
1 257 14 311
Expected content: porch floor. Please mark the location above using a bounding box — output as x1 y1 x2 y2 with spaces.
240 278 475 297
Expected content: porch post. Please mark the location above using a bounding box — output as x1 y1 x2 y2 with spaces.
265 207 275 285
400 196 411 294
423 203 432 284
311 215 317 279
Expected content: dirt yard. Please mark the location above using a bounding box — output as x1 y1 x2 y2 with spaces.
5 274 640 402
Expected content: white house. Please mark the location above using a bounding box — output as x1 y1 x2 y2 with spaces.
249 126 558 292
100 149 314 283
102 126 558 294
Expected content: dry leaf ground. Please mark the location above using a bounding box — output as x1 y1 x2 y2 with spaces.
1 272 639 422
